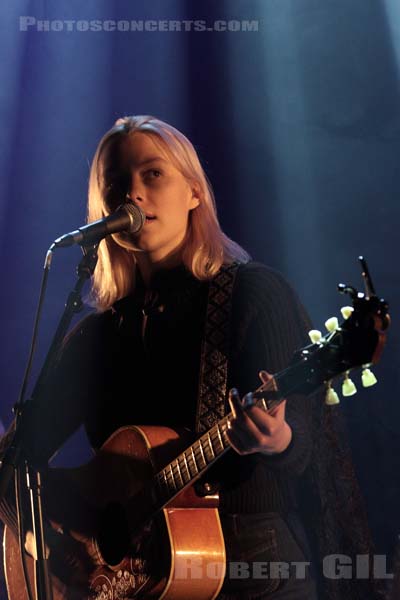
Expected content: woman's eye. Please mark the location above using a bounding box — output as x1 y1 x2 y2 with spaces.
145 169 162 179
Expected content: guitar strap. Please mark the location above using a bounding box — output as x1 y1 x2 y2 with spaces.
195 261 241 434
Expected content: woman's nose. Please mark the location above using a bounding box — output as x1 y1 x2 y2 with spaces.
126 193 143 204
128 175 145 203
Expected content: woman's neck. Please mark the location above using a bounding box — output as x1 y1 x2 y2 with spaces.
134 249 183 288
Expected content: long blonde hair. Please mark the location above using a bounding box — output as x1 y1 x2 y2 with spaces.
88 115 249 310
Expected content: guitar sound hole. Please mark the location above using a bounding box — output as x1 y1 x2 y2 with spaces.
97 502 130 566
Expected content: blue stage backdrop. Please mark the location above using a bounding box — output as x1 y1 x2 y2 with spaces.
1 0 400 596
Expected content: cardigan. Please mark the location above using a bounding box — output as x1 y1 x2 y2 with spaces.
12 260 312 514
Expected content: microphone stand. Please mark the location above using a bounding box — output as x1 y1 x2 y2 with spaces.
0 243 99 600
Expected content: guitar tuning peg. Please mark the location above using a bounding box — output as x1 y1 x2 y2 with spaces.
325 382 340 405
342 372 357 396
308 329 322 344
340 306 354 320
362 367 377 387
325 317 339 332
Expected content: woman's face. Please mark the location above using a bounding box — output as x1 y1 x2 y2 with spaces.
113 132 199 263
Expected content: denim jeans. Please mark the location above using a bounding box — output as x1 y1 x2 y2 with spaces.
216 512 318 600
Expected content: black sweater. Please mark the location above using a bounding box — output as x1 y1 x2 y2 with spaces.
2 261 313 515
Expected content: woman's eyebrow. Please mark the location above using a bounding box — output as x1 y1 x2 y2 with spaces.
133 157 168 167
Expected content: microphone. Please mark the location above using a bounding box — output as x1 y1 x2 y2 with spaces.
52 203 145 248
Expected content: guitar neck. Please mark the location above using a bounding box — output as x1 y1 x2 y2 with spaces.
146 305 390 515
124 385 285 536
146 380 288 515
152 416 232 504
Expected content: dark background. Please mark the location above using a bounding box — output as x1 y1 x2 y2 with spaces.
1 0 399 596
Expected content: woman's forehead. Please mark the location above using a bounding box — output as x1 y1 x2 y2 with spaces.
120 132 171 168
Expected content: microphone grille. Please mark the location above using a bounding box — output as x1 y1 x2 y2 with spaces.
124 203 146 234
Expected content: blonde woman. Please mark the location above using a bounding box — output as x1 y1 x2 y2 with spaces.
1 116 317 599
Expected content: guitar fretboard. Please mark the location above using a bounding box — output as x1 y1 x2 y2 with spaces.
128 374 300 532
151 415 232 507
148 380 288 512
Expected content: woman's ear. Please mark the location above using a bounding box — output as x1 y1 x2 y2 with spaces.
189 181 201 210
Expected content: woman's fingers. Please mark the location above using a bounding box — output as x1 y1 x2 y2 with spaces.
259 369 272 384
227 386 289 455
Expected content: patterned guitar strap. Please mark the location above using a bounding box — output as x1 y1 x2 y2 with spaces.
195 261 241 435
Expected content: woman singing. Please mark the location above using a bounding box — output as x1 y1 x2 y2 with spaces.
1 115 317 599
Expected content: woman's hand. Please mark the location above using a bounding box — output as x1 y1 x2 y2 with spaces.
226 371 292 456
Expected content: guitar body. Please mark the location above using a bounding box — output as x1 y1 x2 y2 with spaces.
4 426 226 600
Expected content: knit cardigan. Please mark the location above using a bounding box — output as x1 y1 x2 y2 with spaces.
1 261 312 516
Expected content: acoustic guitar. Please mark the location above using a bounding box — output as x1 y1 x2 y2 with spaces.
3 275 389 600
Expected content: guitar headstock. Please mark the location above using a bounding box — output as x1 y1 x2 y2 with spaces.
258 257 390 406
